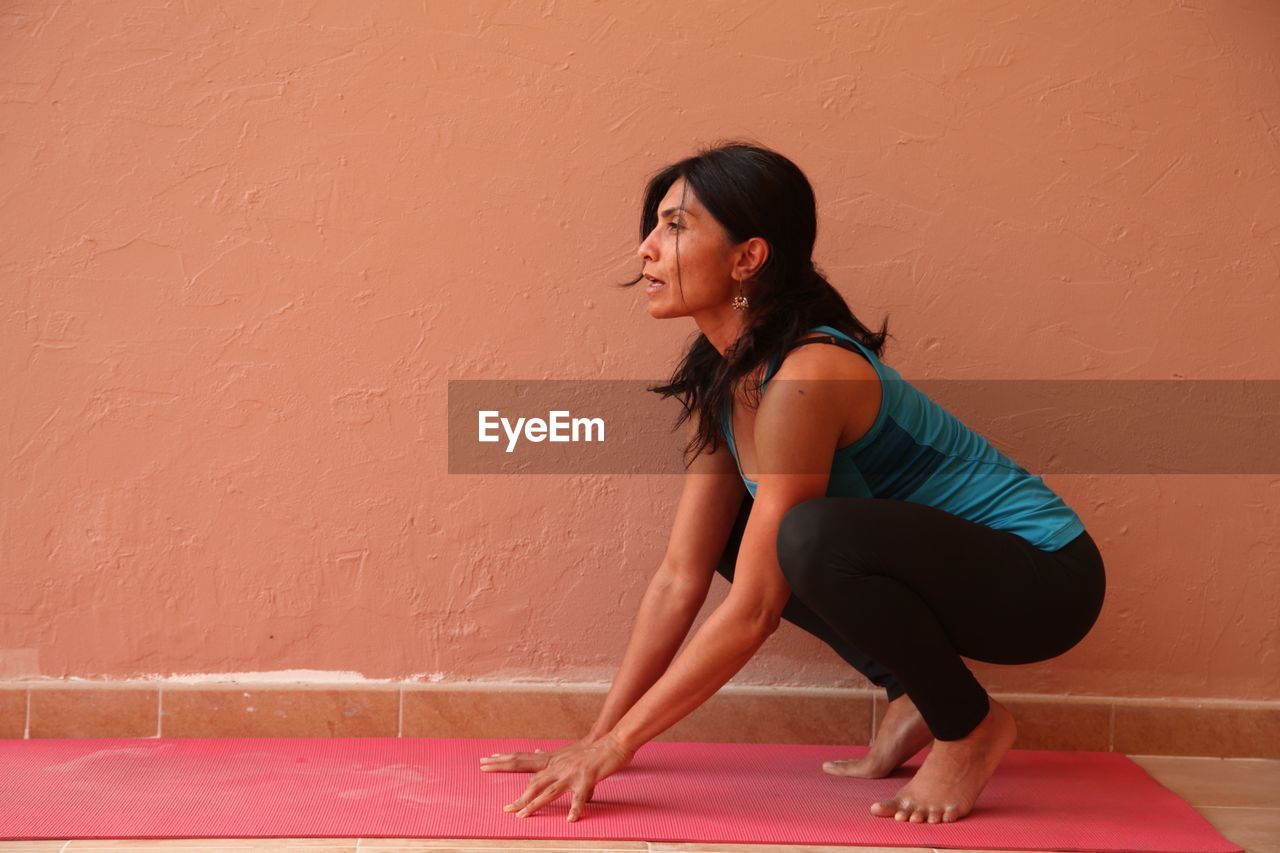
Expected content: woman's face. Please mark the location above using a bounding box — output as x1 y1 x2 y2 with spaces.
635 178 739 320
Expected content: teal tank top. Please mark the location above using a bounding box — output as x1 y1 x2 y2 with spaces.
720 324 1086 552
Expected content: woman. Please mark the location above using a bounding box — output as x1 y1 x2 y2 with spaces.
479 141 1106 825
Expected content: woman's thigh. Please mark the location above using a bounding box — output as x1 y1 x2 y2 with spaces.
776 496 1106 666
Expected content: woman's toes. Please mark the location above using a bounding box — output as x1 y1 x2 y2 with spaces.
869 799 896 818
909 808 927 823
926 808 943 824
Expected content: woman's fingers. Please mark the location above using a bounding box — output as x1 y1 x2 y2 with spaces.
478 750 551 772
507 777 567 817
503 774 544 813
568 784 594 821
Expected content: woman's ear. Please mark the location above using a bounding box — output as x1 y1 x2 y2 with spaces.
733 236 770 280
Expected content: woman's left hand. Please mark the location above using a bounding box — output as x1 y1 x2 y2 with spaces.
502 732 635 821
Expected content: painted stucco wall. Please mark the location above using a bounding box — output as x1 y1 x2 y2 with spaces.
1 1 1277 701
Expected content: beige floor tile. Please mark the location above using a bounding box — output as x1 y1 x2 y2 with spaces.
161 687 398 739
0 688 28 739
1193 807 1280 853
650 840 931 845
1113 704 1280 759
360 843 647 850
66 842 358 850
355 845 645 850
403 689 602 740
28 687 158 739
1131 755 1280 808
1000 698 1111 751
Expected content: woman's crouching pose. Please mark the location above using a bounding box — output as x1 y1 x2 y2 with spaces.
481 140 1106 825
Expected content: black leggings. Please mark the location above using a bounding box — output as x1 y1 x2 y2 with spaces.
716 492 1106 741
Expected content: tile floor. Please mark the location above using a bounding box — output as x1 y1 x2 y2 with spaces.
0 755 1275 853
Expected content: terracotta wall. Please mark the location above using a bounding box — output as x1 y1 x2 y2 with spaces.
1 1 1277 702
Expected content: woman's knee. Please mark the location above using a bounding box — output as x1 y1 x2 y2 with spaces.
776 497 844 590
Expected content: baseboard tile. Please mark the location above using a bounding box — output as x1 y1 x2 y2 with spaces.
0 681 1274 758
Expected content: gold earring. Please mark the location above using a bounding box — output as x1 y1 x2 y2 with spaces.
731 278 749 310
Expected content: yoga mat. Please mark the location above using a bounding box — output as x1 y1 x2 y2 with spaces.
0 737 1241 852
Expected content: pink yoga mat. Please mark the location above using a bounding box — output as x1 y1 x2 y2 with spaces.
0 737 1241 852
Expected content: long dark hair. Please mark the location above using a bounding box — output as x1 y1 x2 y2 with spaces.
618 139 892 465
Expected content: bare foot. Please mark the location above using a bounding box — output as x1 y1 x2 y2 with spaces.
868 697 1016 824
823 694 932 779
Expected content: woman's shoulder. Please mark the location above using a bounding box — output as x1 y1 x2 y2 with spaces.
758 334 884 451
770 333 880 384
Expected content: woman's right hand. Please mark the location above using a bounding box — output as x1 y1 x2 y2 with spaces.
478 738 601 776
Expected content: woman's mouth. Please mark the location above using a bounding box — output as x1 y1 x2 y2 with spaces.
644 275 665 294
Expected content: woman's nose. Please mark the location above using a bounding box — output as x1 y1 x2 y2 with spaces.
639 226 660 257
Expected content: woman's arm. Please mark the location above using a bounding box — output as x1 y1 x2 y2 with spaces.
585 413 750 741
584 570 711 742
607 370 846 754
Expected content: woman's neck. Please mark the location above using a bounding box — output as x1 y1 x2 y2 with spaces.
695 308 748 358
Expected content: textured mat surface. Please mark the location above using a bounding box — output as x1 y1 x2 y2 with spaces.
0 737 1242 852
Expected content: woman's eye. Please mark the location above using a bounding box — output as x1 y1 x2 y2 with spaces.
667 221 683 232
